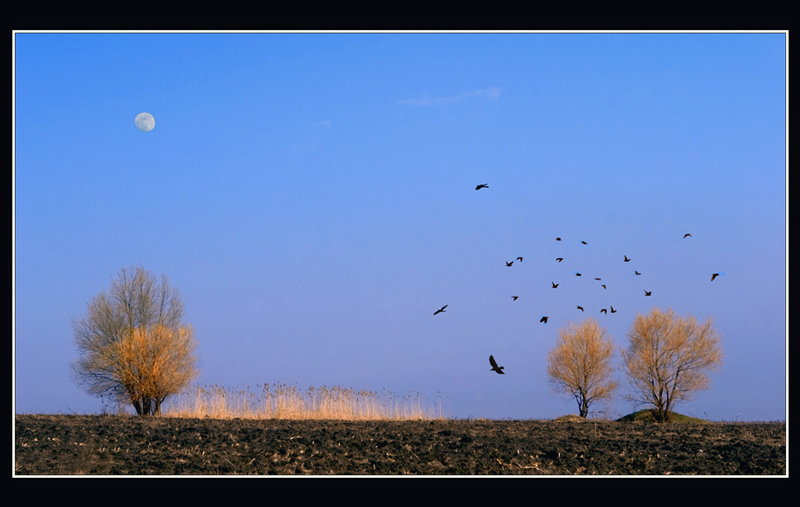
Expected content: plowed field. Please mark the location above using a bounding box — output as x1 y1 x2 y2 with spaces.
14 414 786 476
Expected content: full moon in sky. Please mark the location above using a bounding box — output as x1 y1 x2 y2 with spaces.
134 112 155 132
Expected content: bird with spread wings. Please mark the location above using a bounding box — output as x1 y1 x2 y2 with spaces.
489 355 505 374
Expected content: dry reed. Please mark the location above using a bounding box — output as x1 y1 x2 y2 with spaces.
165 383 447 420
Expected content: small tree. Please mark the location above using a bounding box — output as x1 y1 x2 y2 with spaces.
547 318 618 418
71 266 199 416
622 307 722 423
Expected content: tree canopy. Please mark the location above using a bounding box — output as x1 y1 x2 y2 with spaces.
71 266 199 415
622 307 722 423
547 318 618 418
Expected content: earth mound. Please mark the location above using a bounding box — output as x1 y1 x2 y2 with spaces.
615 409 710 423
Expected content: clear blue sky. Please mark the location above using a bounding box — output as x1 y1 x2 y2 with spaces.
13 31 787 421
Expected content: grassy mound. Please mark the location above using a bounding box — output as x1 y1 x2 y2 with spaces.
552 414 589 422
616 409 710 423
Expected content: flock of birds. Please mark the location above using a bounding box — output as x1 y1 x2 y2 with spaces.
432 183 723 375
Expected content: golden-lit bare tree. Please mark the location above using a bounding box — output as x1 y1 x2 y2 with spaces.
71 266 199 416
622 307 722 423
547 318 618 418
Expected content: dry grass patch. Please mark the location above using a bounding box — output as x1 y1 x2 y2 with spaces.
165 383 447 420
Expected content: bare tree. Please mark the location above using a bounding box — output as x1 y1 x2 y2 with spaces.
547 318 618 418
71 266 199 416
622 307 722 423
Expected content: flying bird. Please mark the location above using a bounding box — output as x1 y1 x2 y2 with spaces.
575 272 582 277
475 183 489 190
556 237 562 241
556 257 563 263
516 256 524 262
433 305 448 315
610 306 617 313
634 270 641 276
511 296 519 301
594 277 602 281
711 273 720 281
644 290 652 296
552 282 559 289
506 260 514 267
540 316 549 324
601 284 607 290
489 355 505 374
577 306 584 312
601 308 608 315
684 233 692 238
581 240 588 245
624 255 631 262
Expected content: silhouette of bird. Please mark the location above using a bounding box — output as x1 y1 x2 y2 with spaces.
489 355 505 374
711 273 720 281
556 257 563 263
684 233 692 238
594 277 601 281
634 270 641 276
516 256 523 262
556 237 562 241
575 272 582 277
624 255 631 262
552 282 559 289
577 306 584 312
601 308 608 315
644 290 652 296
540 316 549 324
476 183 489 190
610 305 617 313
511 296 519 301
601 284 607 290
506 260 514 267
581 240 588 245
433 305 448 315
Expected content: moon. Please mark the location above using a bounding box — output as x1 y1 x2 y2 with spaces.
134 112 155 132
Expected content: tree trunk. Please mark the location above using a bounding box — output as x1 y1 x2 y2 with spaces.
133 396 156 416
579 397 589 418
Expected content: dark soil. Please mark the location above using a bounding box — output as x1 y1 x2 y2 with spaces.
14 414 786 476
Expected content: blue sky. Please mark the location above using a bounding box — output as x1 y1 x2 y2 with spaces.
13 31 786 421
